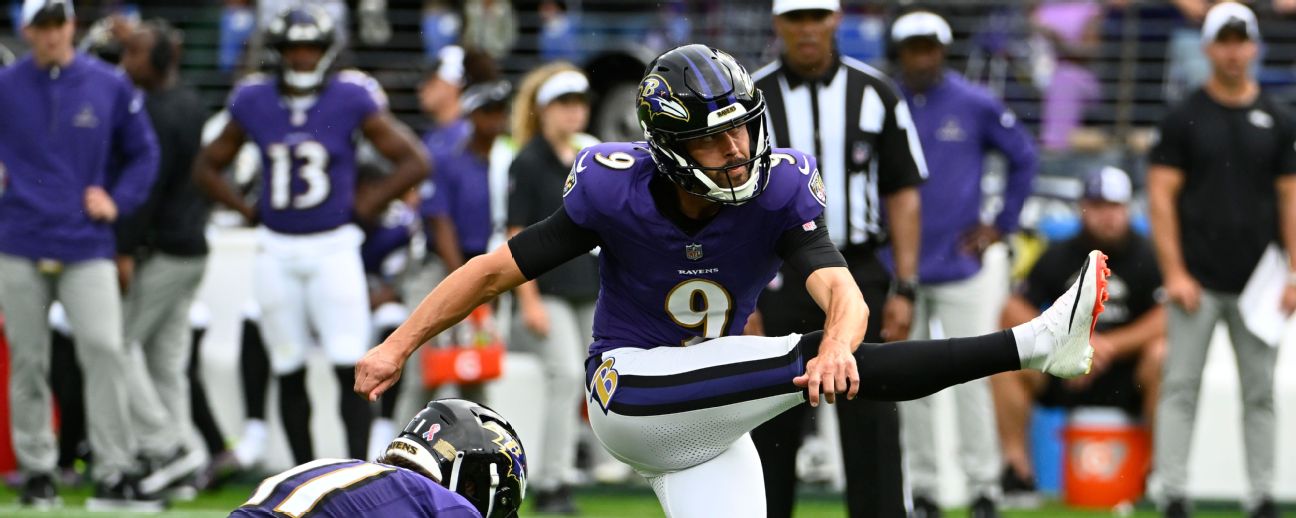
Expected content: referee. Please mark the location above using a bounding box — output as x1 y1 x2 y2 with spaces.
751 1 926 516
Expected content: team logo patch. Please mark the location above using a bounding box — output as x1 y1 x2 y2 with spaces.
589 358 619 414
73 104 99 128
421 423 442 443
638 74 690 122
808 169 827 207
483 421 527 485
563 167 578 198
936 117 966 142
685 243 704 261
1250 109 1273 129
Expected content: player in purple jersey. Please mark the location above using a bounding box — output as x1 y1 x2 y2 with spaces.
356 44 1109 516
231 398 526 518
194 6 430 465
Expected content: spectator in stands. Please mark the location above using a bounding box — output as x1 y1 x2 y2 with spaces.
539 0 582 62
462 0 516 60
993 166 1164 503
1030 0 1102 151
218 0 255 73
422 0 462 60
114 18 211 496
1147 4 1295 517
0 0 162 510
419 45 470 152
420 78 513 403
506 62 601 514
887 11 1039 517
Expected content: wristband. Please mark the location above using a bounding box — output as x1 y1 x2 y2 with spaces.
890 278 918 301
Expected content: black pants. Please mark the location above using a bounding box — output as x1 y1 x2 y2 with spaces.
753 253 906 518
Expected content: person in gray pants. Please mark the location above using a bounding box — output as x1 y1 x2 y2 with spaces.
114 18 212 496
0 0 160 511
1146 4 1294 518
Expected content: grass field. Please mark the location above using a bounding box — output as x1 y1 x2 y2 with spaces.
0 484 1270 518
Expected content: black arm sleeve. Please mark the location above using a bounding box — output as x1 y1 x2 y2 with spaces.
775 215 847 278
508 206 602 280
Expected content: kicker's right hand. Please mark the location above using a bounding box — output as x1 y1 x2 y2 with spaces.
355 343 407 402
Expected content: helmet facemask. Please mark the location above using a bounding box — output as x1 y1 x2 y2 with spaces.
645 95 772 205
637 45 774 205
266 7 339 95
379 399 526 518
277 43 339 94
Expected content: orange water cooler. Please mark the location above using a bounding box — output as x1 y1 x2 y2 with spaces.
1061 407 1151 508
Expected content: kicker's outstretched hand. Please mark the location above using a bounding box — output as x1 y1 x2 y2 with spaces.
354 344 406 402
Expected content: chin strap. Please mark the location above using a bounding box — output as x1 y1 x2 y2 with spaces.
447 451 466 492
483 463 500 517
281 44 339 92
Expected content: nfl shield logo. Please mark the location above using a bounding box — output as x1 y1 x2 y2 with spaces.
685 243 704 261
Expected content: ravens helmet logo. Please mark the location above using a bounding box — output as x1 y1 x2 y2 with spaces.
483 421 526 485
638 74 690 122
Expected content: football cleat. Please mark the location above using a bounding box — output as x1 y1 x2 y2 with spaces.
1028 249 1109 378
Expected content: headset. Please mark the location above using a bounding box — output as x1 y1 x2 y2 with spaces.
141 18 182 74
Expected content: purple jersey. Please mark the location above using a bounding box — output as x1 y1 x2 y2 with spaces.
420 140 492 255
228 71 384 234
229 458 480 518
563 142 824 356
362 202 417 277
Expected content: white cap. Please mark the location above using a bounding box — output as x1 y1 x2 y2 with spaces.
772 0 840 16
536 70 589 107
1202 2 1259 43
891 11 952 46
1082 166 1133 204
434 45 466 87
22 0 74 27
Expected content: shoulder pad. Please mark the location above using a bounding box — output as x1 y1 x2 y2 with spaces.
758 148 825 225
228 73 271 104
234 72 272 89
562 141 652 225
336 69 389 109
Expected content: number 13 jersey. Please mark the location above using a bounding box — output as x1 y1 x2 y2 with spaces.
228 71 385 234
562 142 825 356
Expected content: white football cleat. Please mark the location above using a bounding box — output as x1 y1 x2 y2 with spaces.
1028 249 1110 378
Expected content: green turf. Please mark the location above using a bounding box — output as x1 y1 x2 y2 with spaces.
0 484 1266 517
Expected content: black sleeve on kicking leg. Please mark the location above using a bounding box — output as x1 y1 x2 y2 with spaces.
795 330 1021 401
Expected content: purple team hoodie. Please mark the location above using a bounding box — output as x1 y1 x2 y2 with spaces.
0 53 159 262
890 71 1037 284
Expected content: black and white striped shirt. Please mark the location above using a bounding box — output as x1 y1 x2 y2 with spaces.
753 54 927 249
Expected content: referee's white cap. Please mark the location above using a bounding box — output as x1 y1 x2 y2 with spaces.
772 0 840 16
891 11 953 46
1202 1 1259 43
